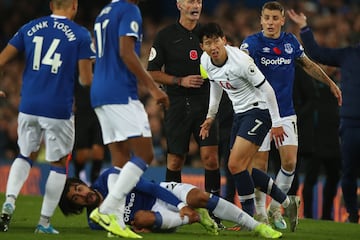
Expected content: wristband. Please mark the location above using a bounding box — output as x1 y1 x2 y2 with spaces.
300 26 310 33
172 77 182 86
272 120 282 128
177 202 186 210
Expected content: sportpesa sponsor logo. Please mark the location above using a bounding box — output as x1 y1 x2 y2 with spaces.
261 57 291 66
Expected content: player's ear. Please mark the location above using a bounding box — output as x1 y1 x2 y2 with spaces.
72 0 77 10
199 43 204 51
177 2 182 11
281 15 285 27
49 1 54 11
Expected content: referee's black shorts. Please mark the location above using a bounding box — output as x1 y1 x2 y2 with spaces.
164 95 218 155
74 111 103 149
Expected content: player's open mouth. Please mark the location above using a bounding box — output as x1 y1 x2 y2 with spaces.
87 193 97 203
190 11 200 16
211 51 219 58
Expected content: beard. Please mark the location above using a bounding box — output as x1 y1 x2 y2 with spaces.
86 190 101 210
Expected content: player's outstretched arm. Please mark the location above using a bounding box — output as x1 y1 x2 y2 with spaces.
287 9 308 28
288 9 343 106
297 56 342 106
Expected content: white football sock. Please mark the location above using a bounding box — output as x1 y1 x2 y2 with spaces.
100 160 145 228
38 215 50 227
212 197 258 230
40 170 66 218
270 168 294 209
5 157 32 207
255 189 267 216
281 197 290 208
160 212 189 229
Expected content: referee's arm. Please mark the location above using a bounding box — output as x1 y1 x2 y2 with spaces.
148 70 180 86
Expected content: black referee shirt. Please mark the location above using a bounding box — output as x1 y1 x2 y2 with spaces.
147 22 209 96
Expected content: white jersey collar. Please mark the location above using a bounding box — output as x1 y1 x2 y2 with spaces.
50 14 66 19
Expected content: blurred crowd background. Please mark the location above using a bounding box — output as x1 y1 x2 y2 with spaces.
0 0 359 169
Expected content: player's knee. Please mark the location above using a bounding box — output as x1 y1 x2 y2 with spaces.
253 159 268 171
200 147 219 169
133 210 156 228
281 161 296 171
167 155 184 170
186 189 209 208
202 155 219 169
227 164 239 174
228 159 247 174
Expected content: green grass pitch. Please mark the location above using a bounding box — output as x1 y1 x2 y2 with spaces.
0 194 358 240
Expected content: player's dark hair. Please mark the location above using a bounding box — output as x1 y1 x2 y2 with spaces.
262 1 285 16
58 178 86 216
198 22 224 43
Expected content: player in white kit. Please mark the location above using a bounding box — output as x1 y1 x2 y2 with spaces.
240 1 341 230
198 22 300 231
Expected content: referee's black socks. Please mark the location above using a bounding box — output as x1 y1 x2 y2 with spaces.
165 169 182 183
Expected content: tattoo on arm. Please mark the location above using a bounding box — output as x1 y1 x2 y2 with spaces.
298 56 330 85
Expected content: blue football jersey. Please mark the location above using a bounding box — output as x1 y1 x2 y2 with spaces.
9 15 94 119
91 0 143 108
89 167 182 229
241 32 304 117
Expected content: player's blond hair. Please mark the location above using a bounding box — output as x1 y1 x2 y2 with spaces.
51 0 74 9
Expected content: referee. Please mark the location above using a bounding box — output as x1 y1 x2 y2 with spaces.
147 0 222 227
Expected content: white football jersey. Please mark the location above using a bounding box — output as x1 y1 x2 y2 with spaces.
201 45 268 116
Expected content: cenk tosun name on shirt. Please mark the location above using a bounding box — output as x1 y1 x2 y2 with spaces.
27 21 76 41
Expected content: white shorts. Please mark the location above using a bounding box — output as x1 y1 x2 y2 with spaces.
94 100 152 145
151 182 196 213
258 115 298 151
17 112 74 162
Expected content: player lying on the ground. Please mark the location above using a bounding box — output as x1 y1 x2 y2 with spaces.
59 167 282 238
